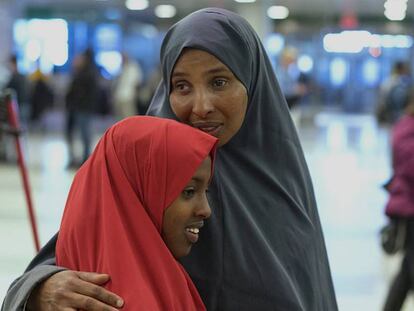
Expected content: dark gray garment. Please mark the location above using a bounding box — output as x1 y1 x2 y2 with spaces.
1 234 65 311
147 8 338 311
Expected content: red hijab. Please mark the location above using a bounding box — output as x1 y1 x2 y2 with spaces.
56 116 217 310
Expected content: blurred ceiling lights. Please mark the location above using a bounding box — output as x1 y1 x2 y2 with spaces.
234 0 256 3
155 5 176 18
384 0 408 21
267 6 289 19
323 30 413 53
125 0 148 11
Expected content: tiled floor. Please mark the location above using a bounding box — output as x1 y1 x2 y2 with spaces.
1 110 413 310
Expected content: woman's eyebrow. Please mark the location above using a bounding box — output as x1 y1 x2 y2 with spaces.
172 65 229 78
206 66 229 75
171 71 187 78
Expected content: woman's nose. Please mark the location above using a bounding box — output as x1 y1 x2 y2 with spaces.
191 89 215 118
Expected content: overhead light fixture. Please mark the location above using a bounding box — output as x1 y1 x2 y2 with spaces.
126 0 149 11
323 30 413 53
267 6 289 20
25 40 41 62
298 55 314 73
265 33 285 56
234 0 256 3
384 9 406 21
384 0 407 21
384 0 408 11
155 5 176 18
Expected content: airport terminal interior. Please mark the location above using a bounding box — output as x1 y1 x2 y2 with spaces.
1 0 414 310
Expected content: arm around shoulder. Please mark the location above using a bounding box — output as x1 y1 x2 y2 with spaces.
1 234 64 311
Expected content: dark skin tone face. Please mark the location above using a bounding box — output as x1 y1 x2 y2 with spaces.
162 156 212 259
169 49 248 146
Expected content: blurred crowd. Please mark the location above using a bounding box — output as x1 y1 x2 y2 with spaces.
0 46 411 169
0 49 161 167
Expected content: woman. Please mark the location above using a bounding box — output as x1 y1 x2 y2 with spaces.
2 8 337 311
56 116 216 310
383 90 414 311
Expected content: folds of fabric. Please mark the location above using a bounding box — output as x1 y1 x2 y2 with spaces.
386 115 414 218
56 116 217 310
147 8 338 310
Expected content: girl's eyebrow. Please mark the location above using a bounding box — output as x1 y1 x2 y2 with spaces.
191 176 209 184
191 177 202 183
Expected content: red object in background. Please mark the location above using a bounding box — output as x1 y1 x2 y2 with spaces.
5 91 40 252
340 12 359 29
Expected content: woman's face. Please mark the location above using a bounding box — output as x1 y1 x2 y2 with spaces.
169 49 248 146
162 156 212 259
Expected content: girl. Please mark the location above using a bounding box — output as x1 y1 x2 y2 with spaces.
56 116 217 310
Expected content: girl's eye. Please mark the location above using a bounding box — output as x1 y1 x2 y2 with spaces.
213 78 228 88
182 188 195 199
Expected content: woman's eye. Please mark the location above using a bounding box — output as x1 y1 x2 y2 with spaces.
182 188 195 199
213 78 228 88
173 81 189 92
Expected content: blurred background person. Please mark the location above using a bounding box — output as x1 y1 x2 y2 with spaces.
377 61 411 125
3 55 29 126
65 49 99 169
112 53 143 119
136 64 161 115
28 66 54 131
382 87 414 311
276 46 309 127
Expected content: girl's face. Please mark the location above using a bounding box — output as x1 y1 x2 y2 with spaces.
169 49 248 146
162 156 212 259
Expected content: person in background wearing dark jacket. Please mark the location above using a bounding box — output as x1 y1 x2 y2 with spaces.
4 55 29 125
28 67 54 129
383 87 414 311
65 49 99 168
377 61 411 125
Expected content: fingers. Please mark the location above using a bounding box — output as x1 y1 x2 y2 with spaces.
73 275 124 309
67 292 121 311
30 270 124 310
77 271 110 285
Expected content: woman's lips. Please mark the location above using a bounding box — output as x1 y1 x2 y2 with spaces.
191 122 223 137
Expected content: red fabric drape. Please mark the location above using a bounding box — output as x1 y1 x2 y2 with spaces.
56 116 217 310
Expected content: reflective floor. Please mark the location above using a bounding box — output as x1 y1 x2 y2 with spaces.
1 109 413 310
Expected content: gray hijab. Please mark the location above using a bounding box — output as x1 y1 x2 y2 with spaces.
147 8 337 311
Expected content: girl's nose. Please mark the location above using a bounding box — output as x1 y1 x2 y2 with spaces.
195 198 212 219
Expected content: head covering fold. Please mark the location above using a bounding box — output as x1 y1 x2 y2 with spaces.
56 116 217 310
